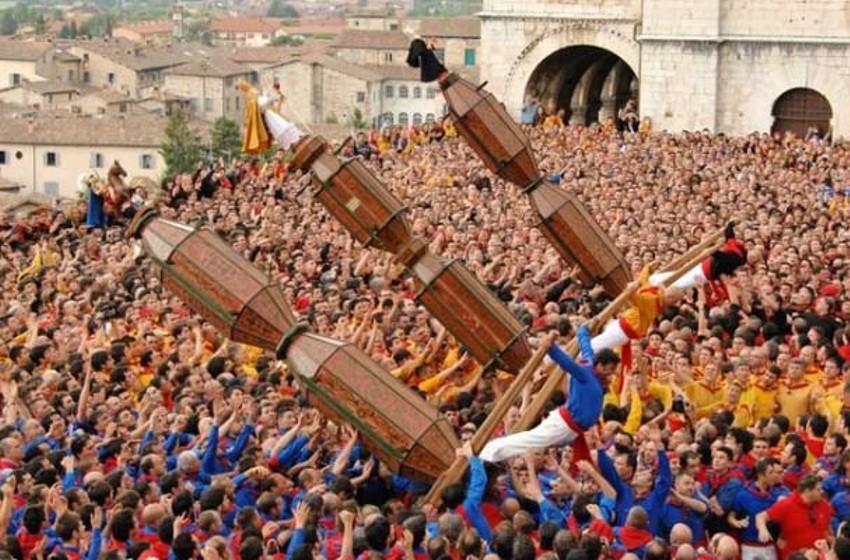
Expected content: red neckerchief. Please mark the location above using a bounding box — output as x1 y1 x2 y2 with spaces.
706 467 744 494
567 514 583 537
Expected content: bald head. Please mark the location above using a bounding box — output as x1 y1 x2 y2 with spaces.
141 503 165 527
715 535 739 560
675 544 696 560
670 523 693 545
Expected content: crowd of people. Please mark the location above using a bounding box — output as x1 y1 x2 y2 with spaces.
1 114 850 560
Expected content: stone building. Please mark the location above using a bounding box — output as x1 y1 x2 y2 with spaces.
163 57 254 123
0 112 206 198
480 0 850 137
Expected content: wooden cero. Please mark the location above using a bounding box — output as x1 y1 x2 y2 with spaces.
129 208 459 482
291 136 532 374
438 73 632 296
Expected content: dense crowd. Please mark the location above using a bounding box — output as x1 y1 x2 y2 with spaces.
1 115 850 560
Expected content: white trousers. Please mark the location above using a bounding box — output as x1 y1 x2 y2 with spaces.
263 109 303 150
590 319 630 355
479 409 577 462
649 264 707 291
740 544 777 560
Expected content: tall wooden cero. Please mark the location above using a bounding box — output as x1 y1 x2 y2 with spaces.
128 207 458 482
428 70 632 296
291 136 531 374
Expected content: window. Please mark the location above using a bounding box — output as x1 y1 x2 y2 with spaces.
383 52 393 63
398 112 408 126
140 154 155 169
44 182 59 196
464 48 476 66
262 33 269 39
90 153 104 168
225 97 230 112
356 91 366 103
67 70 74 81
10 73 20 86
83 71 90 83
191 98 200 112
119 102 127 113
398 85 409 98
107 72 115 84
426 113 435 123
0 151 6 165
225 77 234 87
250 71 259 84
204 98 213 112
382 113 393 126
45 152 58 166
413 113 422 124
384 85 394 98
413 86 421 99
426 88 436 99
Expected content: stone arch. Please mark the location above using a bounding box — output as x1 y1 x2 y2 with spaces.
525 45 637 126
771 88 832 139
502 22 640 121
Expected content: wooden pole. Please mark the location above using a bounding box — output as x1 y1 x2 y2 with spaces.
510 242 721 434
423 235 723 505
661 226 725 273
423 336 552 506
509 282 641 433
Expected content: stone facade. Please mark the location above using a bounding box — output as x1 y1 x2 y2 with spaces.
481 0 850 137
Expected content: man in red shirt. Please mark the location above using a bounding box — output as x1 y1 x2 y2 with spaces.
755 474 833 560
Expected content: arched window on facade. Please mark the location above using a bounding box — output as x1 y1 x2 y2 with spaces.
413 86 422 98
413 113 423 124
771 88 833 140
398 112 409 126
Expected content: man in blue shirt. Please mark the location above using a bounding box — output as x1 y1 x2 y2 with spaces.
731 457 787 560
479 327 619 464
521 96 540 125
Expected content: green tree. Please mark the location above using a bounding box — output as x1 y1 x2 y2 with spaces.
80 12 116 38
269 34 303 47
59 20 80 39
348 108 368 130
184 19 212 45
0 11 18 36
160 108 204 175
34 14 46 35
267 0 298 18
210 116 241 161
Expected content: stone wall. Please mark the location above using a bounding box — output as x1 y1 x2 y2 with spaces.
715 42 850 137
720 0 850 38
483 0 850 136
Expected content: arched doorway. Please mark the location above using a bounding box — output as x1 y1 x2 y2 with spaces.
771 88 832 139
524 45 638 126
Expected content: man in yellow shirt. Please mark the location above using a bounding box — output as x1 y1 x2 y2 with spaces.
820 356 845 419
751 365 781 422
589 266 683 355
685 361 725 420
776 358 819 426
800 345 824 384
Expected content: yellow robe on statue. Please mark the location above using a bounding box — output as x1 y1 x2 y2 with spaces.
239 82 271 154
